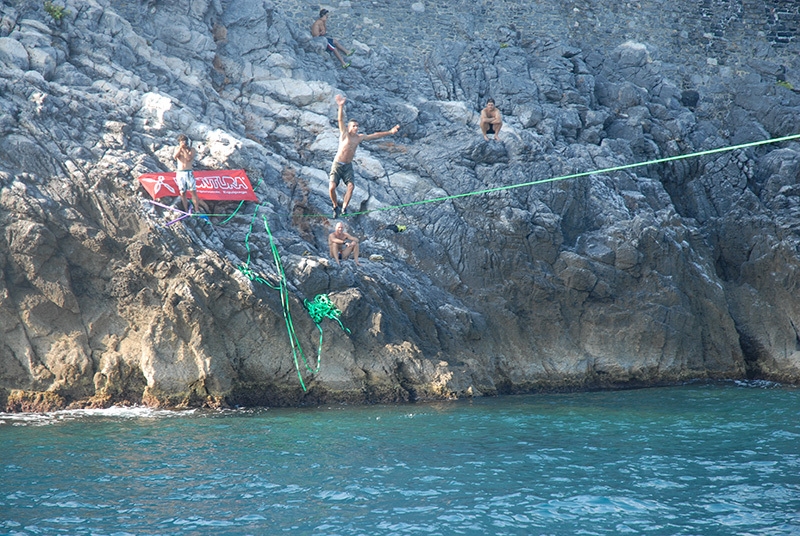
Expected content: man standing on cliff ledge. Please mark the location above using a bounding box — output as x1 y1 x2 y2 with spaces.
328 94 400 218
173 134 207 214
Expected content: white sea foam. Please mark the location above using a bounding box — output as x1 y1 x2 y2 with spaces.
0 406 196 426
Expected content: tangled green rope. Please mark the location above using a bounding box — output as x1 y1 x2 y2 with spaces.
237 262 279 290
305 294 351 334
231 204 349 392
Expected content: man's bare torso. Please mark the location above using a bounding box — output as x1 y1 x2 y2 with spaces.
482 107 500 123
311 18 326 37
329 228 354 249
334 131 363 163
174 146 195 171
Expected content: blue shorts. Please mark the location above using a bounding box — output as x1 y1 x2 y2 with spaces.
329 161 354 187
175 170 195 193
326 38 336 52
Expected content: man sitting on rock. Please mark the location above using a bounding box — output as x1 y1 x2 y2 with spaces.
328 221 360 266
480 98 503 141
311 9 352 69
328 94 400 217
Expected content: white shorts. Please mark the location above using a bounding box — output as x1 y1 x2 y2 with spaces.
175 170 195 193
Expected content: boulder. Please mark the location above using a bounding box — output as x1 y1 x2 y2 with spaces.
0 36 28 70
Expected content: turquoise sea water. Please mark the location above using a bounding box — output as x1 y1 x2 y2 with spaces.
1 381 799 535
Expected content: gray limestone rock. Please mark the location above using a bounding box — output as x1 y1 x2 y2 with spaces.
0 36 28 70
0 0 799 411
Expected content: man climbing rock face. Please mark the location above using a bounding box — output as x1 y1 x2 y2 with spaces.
311 9 352 68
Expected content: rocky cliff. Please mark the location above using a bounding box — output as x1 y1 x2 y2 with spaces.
2 0 800 411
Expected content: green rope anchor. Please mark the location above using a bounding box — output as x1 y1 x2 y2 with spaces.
237 262 279 290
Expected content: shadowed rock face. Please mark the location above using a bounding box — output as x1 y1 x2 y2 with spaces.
1 0 799 411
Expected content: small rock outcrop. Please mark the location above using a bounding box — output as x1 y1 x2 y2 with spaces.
1 0 799 411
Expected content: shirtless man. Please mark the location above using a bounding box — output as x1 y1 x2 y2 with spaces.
328 221 360 266
329 94 400 217
311 9 351 68
173 134 206 213
480 98 503 141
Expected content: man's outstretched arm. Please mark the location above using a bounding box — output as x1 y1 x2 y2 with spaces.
362 124 400 142
335 94 347 133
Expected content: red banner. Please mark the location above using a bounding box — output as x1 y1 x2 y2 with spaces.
137 169 258 201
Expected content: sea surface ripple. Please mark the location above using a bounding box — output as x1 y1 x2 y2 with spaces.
1 381 799 535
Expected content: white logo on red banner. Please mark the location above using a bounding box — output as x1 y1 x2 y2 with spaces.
138 169 258 202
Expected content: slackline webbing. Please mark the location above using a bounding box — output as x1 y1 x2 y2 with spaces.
146 133 800 390
153 133 800 221
330 132 800 218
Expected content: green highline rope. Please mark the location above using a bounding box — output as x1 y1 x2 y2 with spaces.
168 133 800 389
235 203 349 391
323 132 800 218
180 134 800 221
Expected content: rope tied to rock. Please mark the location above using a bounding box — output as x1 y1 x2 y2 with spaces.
237 262 279 290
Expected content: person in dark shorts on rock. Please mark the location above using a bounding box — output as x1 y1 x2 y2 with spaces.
328 94 400 217
480 98 503 141
328 221 360 266
311 9 352 68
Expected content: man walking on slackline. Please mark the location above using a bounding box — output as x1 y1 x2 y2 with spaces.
328 94 400 218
